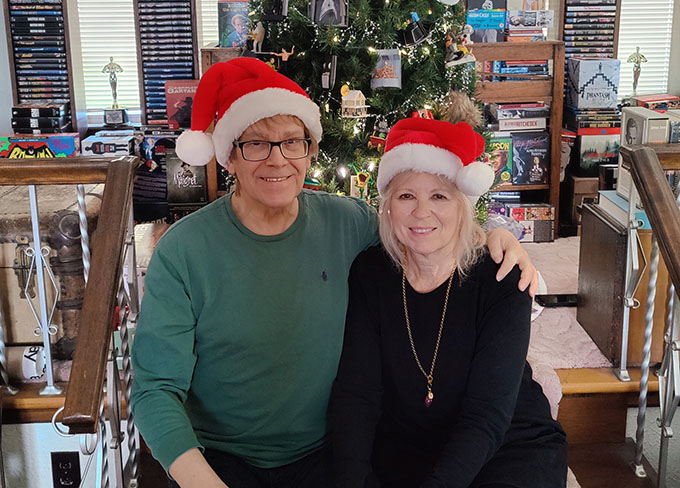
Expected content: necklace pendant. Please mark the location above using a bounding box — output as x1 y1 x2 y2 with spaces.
424 390 434 407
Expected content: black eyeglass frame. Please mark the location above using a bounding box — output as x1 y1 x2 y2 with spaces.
235 138 312 162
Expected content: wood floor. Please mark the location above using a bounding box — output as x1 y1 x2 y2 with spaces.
568 440 657 488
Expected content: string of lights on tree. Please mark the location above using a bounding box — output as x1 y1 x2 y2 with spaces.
249 0 475 203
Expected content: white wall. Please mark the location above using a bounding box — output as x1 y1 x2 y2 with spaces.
0 0 14 134
2 422 130 488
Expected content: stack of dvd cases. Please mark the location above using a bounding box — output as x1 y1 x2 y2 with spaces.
135 0 199 125
561 0 619 88
7 0 73 133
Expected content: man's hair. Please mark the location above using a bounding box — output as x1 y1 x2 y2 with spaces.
378 173 487 278
231 14 248 27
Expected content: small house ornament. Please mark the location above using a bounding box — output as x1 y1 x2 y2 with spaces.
341 86 369 118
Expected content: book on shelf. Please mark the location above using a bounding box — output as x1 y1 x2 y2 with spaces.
507 10 553 30
498 117 547 131
506 0 546 8
489 136 513 187
667 110 680 143
630 93 680 111
505 203 555 242
466 0 507 43
572 132 620 177
598 190 650 229
165 80 199 130
489 102 550 119
617 106 669 200
511 131 549 185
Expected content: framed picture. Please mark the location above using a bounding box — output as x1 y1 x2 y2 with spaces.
219 0 251 47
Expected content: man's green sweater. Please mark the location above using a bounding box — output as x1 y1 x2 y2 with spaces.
131 190 379 470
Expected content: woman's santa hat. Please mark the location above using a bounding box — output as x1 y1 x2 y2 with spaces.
377 118 493 198
176 57 322 168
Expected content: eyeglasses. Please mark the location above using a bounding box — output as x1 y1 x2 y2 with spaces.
235 138 312 162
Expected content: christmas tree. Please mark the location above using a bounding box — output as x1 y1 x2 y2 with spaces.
251 0 477 202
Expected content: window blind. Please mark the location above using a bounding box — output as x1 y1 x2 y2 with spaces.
77 0 140 111
617 0 674 97
199 0 219 59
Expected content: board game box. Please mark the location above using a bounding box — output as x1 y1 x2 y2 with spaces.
0 133 79 158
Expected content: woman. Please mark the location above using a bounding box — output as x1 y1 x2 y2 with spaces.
331 118 567 488
131 58 539 488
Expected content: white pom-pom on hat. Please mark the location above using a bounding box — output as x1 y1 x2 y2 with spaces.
455 160 495 197
176 130 215 167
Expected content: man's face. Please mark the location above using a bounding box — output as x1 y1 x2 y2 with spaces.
234 18 248 34
228 116 311 212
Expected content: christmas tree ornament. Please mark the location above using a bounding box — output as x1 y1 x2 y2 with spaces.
262 0 289 21
437 0 460 4
376 118 493 199
303 176 322 190
398 12 430 46
309 0 348 26
410 108 434 119
341 90 369 118
371 49 402 89
176 58 322 167
445 25 475 67
321 55 338 90
368 119 390 152
252 22 266 52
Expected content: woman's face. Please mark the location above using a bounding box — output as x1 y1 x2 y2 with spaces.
228 116 312 212
388 171 461 261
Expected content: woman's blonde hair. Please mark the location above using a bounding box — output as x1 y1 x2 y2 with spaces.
228 114 319 194
379 172 487 278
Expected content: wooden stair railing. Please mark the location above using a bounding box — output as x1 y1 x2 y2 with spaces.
0 156 138 434
620 145 680 295
619 145 680 487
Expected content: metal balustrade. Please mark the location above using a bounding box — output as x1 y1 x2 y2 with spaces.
620 145 680 487
0 156 140 487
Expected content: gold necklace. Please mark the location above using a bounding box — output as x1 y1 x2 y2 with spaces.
402 267 455 408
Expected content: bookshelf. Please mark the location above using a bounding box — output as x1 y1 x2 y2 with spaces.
2 0 87 138
473 40 565 235
133 0 200 126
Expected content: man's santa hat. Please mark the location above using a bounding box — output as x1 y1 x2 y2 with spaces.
377 118 493 198
176 57 322 168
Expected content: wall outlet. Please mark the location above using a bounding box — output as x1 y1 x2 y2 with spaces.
51 451 81 488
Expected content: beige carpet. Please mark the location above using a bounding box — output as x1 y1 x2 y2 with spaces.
525 237 611 371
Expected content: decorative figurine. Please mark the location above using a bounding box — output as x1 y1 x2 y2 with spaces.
251 22 266 52
102 57 129 126
445 25 475 68
627 46 647 96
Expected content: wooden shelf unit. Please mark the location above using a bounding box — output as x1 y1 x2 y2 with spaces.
472 41 565 234
2 0 88 138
